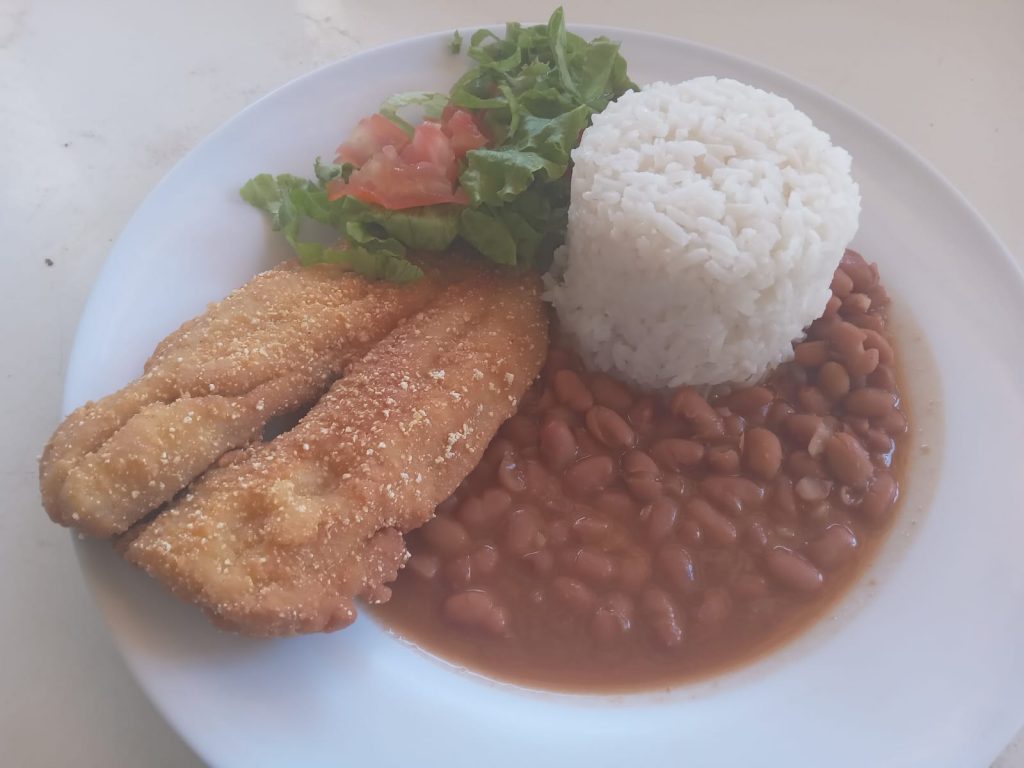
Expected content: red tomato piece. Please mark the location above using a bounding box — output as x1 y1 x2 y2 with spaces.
327 146 469 210
400 121 458 183
442 108 489 157
336 114 409 166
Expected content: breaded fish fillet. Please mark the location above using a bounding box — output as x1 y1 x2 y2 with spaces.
41 261 445 538
121 268 548 636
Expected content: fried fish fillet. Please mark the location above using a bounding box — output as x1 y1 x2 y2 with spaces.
41 261 445 538
121 268 548 636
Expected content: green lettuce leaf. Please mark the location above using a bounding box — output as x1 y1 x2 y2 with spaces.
379 91 449 135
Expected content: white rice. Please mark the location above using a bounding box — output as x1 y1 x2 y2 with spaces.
545 77 861 389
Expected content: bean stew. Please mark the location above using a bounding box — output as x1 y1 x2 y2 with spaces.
373 250 909 691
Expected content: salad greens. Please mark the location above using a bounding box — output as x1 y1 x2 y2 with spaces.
241 7 635 281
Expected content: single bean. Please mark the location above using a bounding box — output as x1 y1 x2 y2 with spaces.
877 409 908 436
765 547 824 592
841 250 878 292
844 388 897 418
744 427 783 479
443 590 510 636
585 405 637 450
785 413 824 445
622 449 663 501
445 556 474 589
766 401 796 429
406 553 439 580
593 594 635 644
589 373 634 413
551 576 597 612
700 476 765 514
641 587 685 648
793 340 830 367
643 497 679 543
728 386 775 416
421 516 471 556
617 548 653 592
707 445 740 474
687 498 738 545
808 524 858 570
651 438 705 471
457 496 500 534
573 547 618 584
573 425 603 458
496 451 527 494
862 328 895 366
786 450 828 480
824 432 875 487
564 455 616 496
697 587 733 626
680 518 703 546
866 364 898 392
745 517 771 549
824 294 843 318
794 476 833 503
845 310 885 333
770 475 798 523
572 513 613 544
546 518 570 547
844 292 872 313
862 472 898 524
669 387 725 439
831 268 854 298
505 506 544 556
657 544 699 593
539 418 577 471
552 369 594 412
798 386 831 415
595 491 636 517
818 361 851 400
627 397 656 435
471 544 500 575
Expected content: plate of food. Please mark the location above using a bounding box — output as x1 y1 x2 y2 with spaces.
42 9 1024 767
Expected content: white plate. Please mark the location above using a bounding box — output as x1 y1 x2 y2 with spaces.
67 25 1024 768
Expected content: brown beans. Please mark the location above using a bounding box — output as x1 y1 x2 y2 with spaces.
687 498 738 545
669 387 725 439
421 517 471 556
443 590 509 636
744 427 782 479
394 251 908 685
844 388 897 418
793 340 829 367
824 433 874 488
808 524 858 570
585 405 636 450
765 548 824 592
818 361 851 400
552 369 594 412
622 450 662 501
700 476 765 514
565 455 615 496
590 373 633 413
651 438 705 470
862 472 898 524
539 418 577 471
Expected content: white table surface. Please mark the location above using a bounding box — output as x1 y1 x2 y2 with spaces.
3 0 1022 765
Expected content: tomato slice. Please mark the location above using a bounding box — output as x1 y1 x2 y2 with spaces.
442 108 489 157
327 146 469 210
335 114 409 166
400 121 458 183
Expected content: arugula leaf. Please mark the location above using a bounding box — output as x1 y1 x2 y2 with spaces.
449 29 463 54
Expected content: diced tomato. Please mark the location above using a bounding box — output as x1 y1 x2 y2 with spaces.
400 121 458 183
441 107 489 157
336 114 409 166
327 145 469 210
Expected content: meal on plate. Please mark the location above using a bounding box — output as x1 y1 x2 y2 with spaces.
40 9 910 690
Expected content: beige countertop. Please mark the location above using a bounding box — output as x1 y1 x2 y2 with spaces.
2 0 1021 765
